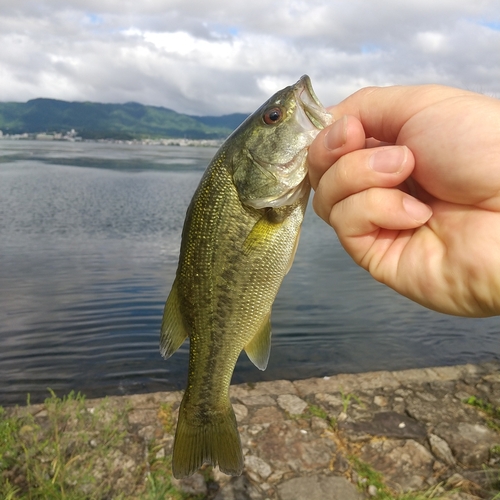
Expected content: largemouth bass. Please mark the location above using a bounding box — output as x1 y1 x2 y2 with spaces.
160 75 332 478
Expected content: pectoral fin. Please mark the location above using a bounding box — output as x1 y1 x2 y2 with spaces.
160 279 188 359
244 313 272 371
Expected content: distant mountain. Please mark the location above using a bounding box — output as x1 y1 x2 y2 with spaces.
0 98 249 140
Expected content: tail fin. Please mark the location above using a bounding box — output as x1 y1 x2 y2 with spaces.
172 398 243 479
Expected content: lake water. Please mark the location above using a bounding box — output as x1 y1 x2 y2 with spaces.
1 139 499 406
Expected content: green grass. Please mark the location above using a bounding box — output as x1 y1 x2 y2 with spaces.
0 391 199 499
142 453 205 500
0 391 132 499
463 395 500 432
340 389 364 413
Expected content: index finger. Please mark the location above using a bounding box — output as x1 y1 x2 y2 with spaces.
330 85 477 144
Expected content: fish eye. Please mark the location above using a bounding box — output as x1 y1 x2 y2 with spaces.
263 107 284 125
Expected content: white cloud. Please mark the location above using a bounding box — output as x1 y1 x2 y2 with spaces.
0 0 498 115
414 32 450 53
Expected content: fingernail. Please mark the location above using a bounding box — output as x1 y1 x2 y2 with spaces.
403 196 433 223
369 146 407 174
324 115 347 151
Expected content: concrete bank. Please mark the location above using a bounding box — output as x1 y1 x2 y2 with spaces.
11 362 500 499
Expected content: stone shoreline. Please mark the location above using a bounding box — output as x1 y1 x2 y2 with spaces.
11 362 500 499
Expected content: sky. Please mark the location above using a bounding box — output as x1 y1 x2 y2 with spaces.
1 0 499 116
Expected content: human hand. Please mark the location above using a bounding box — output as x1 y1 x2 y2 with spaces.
308 85 500 317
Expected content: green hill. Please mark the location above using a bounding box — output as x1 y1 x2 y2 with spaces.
0 98 248 140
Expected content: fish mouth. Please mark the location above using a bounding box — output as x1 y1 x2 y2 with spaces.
294 75 333 131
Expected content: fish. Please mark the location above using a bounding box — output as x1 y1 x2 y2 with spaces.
160 75 332 479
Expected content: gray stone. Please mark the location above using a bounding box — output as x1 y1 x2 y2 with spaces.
244 455 272 481
340 411 427 440
315 392 343 408
415 391 438 402
429 433 456 466
238 395 276 406
311 416 330 432
214 475 264 500
431 365 469 381
405 394 477 425
127 408 157 426
483 372 500 383
233 403 248 422
293 370 399 396
277 394 308 415
446 493 482 500
373 395 389 407
172 472 207 496
231 379 296 399
360 439 434 492
249 406 284 424
392 367 439 384
436 422 500 466
256 420 336 472
277 475 363 500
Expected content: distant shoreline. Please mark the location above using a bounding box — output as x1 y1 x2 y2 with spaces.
0 133 224 147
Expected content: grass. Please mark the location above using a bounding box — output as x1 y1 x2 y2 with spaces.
0 390 133 499
463 395 500 432
0 391 199 499
340 389 364 413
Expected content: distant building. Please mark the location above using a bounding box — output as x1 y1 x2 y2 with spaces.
36 133 55 141
0 130 3 138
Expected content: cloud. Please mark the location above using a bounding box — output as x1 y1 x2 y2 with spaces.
0 0 498 115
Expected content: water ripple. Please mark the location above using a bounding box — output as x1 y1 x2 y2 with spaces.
1 140 500 405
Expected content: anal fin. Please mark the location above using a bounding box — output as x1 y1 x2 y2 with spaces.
244 313 272 371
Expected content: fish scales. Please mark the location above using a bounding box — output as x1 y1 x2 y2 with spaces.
160 75 332 478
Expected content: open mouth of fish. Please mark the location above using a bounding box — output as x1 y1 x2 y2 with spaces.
294 75 333 131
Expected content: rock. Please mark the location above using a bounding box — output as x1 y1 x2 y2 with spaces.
233 403 248 422
256 421 336 472
339 411 427 441
435 422 500 467
231 380 296 399
446 493 482 500
244 455 272 481
315 393 344 409
277 475 363 500
172 472 207 496
294 370 400 396
277 394 308 415
250 406 284 424
405 394 477 426
429 433 456 466
137 424 156 441
311 416 329 433
415 391 438 402
127 408 157 426
373 395 388 407
238 395 276 406
360 439 434 492
214 475 264 500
